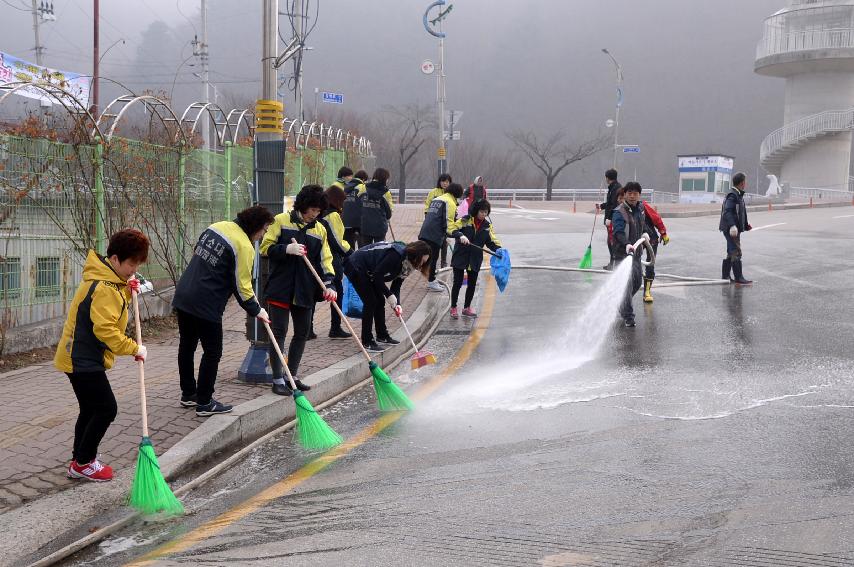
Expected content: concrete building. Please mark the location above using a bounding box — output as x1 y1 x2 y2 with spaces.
756 0 854 194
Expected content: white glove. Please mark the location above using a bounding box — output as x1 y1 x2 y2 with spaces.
605 219 612 227
256 308 270 324
729 226 738 238
286 242 307 256
323 287 337 302
386 294 398 309
625 244 635 255
134 344 147 362
459 235 470 245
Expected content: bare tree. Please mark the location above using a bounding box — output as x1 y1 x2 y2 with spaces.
507 129 610 200
450 141 536 189
372 104 435 202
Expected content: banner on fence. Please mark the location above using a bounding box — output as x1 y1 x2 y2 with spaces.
0 51 90 107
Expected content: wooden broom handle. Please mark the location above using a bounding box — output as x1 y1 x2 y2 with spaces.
262 320 298 390
290 238 372 362
131 291 149 438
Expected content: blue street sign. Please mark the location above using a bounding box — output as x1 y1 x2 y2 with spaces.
322 92 344 104
623 146 640 153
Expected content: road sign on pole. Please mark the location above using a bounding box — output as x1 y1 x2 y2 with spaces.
622 145 640 153
443 130 461 140
321 91 344 104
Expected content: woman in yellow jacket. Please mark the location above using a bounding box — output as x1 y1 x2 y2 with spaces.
54 229 150 482
423 173 452 269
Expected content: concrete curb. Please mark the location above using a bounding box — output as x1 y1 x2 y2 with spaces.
660 200 852 218
0 279 449 567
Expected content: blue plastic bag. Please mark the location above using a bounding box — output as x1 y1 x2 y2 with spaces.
343 276 363 318
490 248 512 293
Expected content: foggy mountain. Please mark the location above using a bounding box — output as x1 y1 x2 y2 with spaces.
1 0 786 192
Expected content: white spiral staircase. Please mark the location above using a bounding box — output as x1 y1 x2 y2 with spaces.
759 109 854 174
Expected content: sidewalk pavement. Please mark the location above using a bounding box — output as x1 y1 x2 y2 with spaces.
0 205 431 515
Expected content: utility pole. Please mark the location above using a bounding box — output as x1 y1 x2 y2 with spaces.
294 0 304 122
31 0 44 65
92 0 99 117
602 48 623 170
423 1 453 177
192 0 210 150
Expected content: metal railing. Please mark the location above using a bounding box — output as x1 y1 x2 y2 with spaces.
760 108 854 167
756 4 854 60
789 185 854 201
390 188 677 205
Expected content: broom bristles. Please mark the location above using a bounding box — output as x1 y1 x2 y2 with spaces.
128 438 184 516
578 246 593 269
370 361 414 412
411 351 437 369
293 393 343 450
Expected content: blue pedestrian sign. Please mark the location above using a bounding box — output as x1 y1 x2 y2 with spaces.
322 92 344 104
622 146 640 153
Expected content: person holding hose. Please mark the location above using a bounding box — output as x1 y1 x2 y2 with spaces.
319 184 353 340
719 172 752 285
359 168 394 247
55 229 150 481
640 199 670 303
342 170 367 250
599 169 622 270
419 182 464 292
612 181 646 328
343 241 432 353
449 199 502 319
424 173 453 268
261 185 337 397
173 206 274 416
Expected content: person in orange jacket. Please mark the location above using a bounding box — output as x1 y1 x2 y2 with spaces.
640 198 670 303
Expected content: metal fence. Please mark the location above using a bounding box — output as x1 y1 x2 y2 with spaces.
390 188 677 204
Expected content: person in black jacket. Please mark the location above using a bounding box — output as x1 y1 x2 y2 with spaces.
342 169 368 249
318 184 353 339
343 240 431 352
719 172 753 285
419 182 464 292
449 199 502 319
359 168 393 247
599 169 622 270
260 185 337 396
611 182 645 327
173 206 274 415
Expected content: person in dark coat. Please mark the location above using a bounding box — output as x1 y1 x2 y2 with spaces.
449 199 502 319
358 168 393 247
612 181 646 327
342 169 367 249
599 169 622 270
719 172 752 285
419 182 464 292
318 184 353 339
465 176 488 209
424 173 453 268
260 185 336 396
343 240 432 352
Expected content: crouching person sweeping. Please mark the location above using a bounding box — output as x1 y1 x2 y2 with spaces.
173 206 275 416
343 241 432 353
261 185 337 396
449 199 502 319
612 182 646 328
55 229 150 481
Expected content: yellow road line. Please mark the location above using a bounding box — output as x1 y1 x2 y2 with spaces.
126 278 497 566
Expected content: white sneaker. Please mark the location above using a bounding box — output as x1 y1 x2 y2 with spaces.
427 281 444 292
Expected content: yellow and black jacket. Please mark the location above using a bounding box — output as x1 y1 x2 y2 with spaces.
358 180 394 238
172 220 262 322
261 209 335 307
419 192 459 246
450 216 502 273
423 186 445 215
54 251 139 373
318 207 351 277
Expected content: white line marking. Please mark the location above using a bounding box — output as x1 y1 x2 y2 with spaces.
832 214 854 219
749 222 786 231
749 266 825 289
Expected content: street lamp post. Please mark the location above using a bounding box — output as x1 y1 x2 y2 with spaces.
602 48 623 170
424 1 453 177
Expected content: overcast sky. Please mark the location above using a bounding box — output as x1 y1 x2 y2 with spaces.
1 0 788 190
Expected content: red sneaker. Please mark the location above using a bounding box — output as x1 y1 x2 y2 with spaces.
68 458 113 482
462 308 478 318
449 307 459 319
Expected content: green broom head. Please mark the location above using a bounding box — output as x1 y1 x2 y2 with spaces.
578 246 593 269
293 391 343 450
128 437 184 516
370 361 414 412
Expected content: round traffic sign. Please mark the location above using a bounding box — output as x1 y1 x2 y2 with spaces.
421 60 435 75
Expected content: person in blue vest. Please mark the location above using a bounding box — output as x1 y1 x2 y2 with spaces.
719 172 753 285
260 185 336 397
173 206 275 415
449 199 502 319
611 182 645 327
343 241 432 352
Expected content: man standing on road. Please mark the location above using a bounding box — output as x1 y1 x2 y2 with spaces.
599 169 622 270
719 172 753 285
612 182 645 327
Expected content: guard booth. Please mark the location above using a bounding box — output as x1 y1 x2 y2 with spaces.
677 154 734 203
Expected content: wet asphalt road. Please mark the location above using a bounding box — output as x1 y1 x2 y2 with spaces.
65 205 854 566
